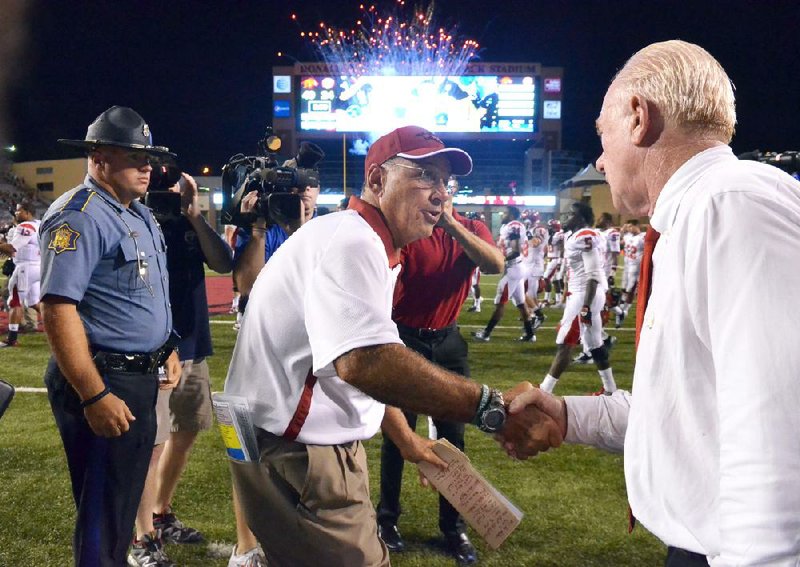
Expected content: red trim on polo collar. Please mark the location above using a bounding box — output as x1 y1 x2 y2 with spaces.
347 196 401 268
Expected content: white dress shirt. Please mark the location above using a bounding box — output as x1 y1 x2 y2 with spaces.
565 145 800 565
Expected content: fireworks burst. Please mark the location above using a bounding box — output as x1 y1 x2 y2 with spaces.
293 1 480 77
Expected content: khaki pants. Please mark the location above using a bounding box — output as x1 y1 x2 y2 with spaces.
230 429 390 567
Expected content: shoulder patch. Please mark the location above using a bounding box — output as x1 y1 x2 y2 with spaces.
48 222 81 254
61 188 96 213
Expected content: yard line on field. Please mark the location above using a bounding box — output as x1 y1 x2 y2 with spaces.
208 320 635 331
14 387 47 393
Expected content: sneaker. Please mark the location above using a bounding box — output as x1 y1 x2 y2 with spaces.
518 334 536 343
128 532 174 567
153 510 204 544
228 545 268 567
233 321 241 331
467 305 478 312
604 335 618 350
0 341 18 348
615 311 625 328
471 330 490 342
532 312 546 330
573 352 593 364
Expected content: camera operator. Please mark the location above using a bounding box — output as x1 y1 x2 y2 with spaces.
129 171 233 566
232 169 320 299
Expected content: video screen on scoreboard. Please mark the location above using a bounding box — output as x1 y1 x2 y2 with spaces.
298 75 537 134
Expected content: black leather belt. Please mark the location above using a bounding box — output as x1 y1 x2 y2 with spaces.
396 322 457 340
92 333 180 375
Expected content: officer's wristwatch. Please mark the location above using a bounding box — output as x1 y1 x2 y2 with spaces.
476 389 507 433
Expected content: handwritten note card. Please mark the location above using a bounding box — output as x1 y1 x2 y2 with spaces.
417 439 523 549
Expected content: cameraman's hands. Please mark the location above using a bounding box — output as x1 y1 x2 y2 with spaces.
177 173 200 220
240 191 260 216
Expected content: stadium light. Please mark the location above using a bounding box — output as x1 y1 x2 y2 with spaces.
201 166 211 175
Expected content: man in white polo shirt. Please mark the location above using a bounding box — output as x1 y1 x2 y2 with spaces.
224 126 562 567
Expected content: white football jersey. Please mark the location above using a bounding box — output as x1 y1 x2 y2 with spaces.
522 225 548 268
546 230 565 259
564 227 607 292
499 220 528 264
623 232 645 266
10 220 41 264
602 227 621 274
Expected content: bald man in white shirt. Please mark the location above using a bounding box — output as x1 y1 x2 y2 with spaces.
505 40 800 566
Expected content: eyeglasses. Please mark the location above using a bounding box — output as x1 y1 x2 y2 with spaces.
388 162 454 194
123 152 158 168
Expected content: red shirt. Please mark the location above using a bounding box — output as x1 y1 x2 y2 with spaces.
392 212 494 329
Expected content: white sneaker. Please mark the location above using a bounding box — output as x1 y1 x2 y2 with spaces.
472 330 490 342
228 545 268 567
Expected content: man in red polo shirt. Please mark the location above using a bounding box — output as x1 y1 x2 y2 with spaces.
376 176 503 565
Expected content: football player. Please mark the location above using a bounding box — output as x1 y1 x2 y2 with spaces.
522 213 548 330
614 223 645 327
472 206 535 342
539 202 617 395
541 219 565 307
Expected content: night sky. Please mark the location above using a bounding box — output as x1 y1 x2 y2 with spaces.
8 0 800 174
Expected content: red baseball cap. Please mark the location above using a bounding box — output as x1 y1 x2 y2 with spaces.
364 125 473 179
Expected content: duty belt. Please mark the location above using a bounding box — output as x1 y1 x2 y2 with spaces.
396 322 457 340
92 332 180 374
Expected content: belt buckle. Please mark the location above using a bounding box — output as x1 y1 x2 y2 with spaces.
106 355 126 372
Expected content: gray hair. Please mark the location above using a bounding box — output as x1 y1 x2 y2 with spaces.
613 40 736 142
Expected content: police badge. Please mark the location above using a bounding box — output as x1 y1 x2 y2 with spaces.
48 222 81 254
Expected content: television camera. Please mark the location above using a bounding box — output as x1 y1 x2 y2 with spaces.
220 129 324 228
144 158 183 219
738 150 800 173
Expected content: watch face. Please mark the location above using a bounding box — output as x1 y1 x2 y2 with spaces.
484 408 506 431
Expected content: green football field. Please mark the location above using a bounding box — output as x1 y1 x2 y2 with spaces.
0 273 665 566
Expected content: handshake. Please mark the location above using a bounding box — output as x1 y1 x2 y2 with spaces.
495 382 568 459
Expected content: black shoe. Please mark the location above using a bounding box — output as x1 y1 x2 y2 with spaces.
573 352 593 364
378 523 405 552
444 532 477 565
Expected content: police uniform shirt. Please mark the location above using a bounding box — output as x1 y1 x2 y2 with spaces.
39 175 172 353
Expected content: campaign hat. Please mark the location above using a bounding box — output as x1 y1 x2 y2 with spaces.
364 125 472 179
58 105 176 158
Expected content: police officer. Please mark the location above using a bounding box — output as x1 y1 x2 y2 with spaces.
40 106 181 566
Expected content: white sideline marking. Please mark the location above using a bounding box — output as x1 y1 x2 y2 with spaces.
208 320 635 332
14 387 47 393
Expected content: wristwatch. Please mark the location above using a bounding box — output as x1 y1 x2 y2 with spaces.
476 389 507 433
